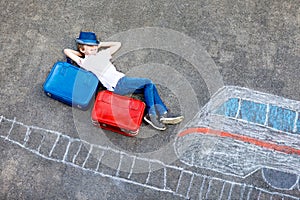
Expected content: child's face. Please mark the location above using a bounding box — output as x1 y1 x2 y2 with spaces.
80 45 98 55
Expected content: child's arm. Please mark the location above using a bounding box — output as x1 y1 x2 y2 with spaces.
63 49 83 65
99 42 121 56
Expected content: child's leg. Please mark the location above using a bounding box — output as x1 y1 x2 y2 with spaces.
151 84 168 115
114 76 156 115
114 76 150 95
114 76 167 130
130 82 168 115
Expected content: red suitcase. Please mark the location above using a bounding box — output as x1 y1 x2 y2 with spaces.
91 90 146 136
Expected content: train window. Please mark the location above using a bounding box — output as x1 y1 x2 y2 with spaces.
238 100 267 125
213 97 299 134
268 105 296 133
214 98 239 118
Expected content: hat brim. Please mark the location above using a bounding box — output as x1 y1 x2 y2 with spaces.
76 39 99 45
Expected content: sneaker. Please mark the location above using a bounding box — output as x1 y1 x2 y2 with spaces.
160 112 184 124
144 114 167 131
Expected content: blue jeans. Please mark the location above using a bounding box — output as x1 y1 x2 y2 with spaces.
114 76 168 116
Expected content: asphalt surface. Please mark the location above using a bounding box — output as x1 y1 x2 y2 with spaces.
1 0 299 199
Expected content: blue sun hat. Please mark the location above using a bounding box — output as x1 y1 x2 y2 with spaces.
76 31 100 45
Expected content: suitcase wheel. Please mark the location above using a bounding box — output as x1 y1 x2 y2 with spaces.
91 119 100 126
77 105 82 109
124 129 139 136
46 92 52 97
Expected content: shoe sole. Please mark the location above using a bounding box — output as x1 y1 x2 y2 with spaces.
143 116 166 131
160 116 184 125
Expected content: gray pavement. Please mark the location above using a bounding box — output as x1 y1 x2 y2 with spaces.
1 0 299 199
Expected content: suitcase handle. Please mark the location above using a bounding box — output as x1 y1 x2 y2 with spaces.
59 65 68 76
99 91 143 110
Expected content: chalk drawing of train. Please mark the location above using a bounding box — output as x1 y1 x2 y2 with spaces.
175 86 300 190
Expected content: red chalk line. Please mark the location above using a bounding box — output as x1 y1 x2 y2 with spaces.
179 127 300 155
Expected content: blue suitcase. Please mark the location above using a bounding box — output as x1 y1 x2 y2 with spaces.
43 61 99 110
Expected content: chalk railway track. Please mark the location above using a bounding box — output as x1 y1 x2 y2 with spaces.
0 115 298 200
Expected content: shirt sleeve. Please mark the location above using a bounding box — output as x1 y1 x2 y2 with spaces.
103 48 112 60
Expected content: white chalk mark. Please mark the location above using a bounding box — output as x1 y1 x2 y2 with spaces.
0 133 186 198
63 140 71 162
82 144 93 168
163 167 167 190
186 173 194 199
239 184 246 200
198 176 206 200
247 187 253 200
116 153 124 177
227 183 234 200
293 112 298 133
265 104 270 126
0 116 299 200
72 142 82 164
6 117 16 140
128 156 136 179
37 134 45 153
23 127 31 146
191 152 195 166
175 171 183 193
146 161 152 184
95 150 105 172
258 190 262 200
219 181 226 200
49 134 61 157
205 179 212 200
235 98 242 119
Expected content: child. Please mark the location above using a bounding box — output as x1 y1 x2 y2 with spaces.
64 31 183 131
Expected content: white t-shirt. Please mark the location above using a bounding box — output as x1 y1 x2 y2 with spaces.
79 49 125 91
